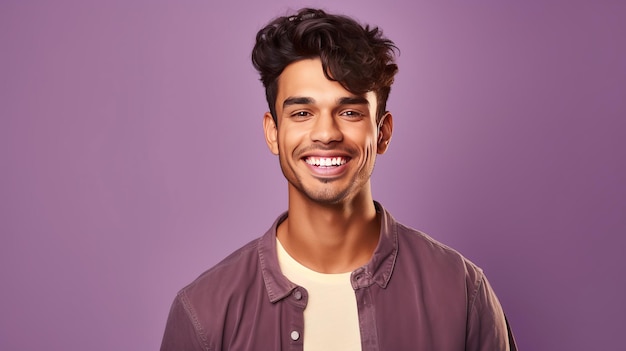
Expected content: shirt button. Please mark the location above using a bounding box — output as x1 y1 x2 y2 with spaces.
293 290 302 300
290 330 300 341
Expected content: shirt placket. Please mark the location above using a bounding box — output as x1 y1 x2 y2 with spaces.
353 269 380 351
283 287 307 351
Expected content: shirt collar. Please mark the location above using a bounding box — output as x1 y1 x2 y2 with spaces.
257 211 295 303
258 201 399 303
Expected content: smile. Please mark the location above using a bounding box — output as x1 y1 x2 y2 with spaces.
304 156 348 167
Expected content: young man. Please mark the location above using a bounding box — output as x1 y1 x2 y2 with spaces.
161 8 517 351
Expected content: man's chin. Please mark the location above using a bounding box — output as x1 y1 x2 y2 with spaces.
301 186 353 206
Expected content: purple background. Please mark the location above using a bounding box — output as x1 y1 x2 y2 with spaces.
1 0 624 350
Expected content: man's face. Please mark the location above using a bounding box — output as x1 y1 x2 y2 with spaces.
263 58 392 205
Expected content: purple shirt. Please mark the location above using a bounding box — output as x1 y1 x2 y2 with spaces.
161 203 517 350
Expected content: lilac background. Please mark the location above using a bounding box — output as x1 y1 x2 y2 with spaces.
1 0 624 350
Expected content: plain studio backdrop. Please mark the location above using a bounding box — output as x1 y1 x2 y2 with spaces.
1 0 624 350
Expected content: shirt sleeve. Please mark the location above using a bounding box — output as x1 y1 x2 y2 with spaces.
160 293 209 351
466 274 518 351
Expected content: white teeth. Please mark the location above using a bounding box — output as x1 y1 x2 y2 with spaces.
305 157 347 167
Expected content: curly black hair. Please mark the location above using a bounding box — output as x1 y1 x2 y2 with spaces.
251 8 399 123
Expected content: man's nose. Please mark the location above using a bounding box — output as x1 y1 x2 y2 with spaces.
310 113 343 144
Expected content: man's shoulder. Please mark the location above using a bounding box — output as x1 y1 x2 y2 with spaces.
163 232 277 347
181 236 263 296
395 221 463 256
393 220 483 278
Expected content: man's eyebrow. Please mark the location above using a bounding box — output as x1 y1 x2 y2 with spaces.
338 96 369 106
282 96 315 108
281 96 369 109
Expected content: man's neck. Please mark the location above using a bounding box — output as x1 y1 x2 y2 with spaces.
277 187 381 274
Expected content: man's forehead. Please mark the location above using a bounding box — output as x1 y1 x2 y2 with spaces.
276 58 352 91
275 58 376 108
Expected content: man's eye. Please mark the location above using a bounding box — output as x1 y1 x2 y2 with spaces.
291 111 311 118
341 110 364 118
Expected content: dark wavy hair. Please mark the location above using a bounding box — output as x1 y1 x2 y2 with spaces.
251 8 399 123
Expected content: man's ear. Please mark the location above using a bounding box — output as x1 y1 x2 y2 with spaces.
377 112 393 154
263 112 279 155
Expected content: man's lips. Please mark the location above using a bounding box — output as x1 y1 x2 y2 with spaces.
304 156 349 167
296 146 356 176
301 155 351 178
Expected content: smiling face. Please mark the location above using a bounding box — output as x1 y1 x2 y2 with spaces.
263 58 393 206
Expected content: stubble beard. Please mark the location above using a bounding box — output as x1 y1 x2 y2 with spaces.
279 157 374 206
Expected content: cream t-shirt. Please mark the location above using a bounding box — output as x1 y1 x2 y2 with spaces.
277 239 362 351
